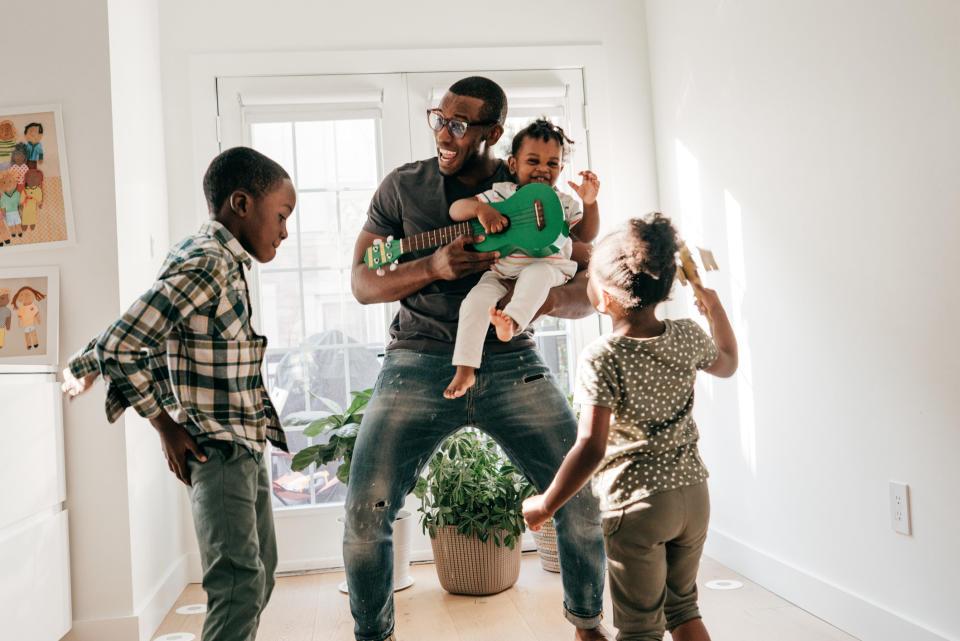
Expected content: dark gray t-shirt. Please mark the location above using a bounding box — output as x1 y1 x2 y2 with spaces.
362 158 536 353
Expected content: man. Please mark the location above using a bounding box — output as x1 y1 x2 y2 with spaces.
346 76 611 641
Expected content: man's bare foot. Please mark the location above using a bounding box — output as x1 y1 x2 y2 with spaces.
574 624 616 640
444 366 475 399
489 306 519 342
670 617 712 641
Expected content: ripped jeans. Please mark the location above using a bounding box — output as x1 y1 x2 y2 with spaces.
343 349 606 641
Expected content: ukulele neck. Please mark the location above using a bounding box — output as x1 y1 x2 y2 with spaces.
400 221 475 253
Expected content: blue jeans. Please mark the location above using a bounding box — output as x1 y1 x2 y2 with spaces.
343 349 605 641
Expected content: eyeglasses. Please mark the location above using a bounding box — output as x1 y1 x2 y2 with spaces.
426 109 497 139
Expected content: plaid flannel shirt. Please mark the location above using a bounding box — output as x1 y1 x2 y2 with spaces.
69 221 287 453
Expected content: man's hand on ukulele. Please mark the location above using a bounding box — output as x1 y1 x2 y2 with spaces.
568 170 600 206
477 207 508 234
61 368 99 399
428 234 499 281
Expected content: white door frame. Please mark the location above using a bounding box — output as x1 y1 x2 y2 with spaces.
191 46 613 573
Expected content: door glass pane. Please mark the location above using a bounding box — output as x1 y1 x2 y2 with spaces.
298 192 339 269
259 271 302 350
294 121 338 190
251 112 385 509
335 120 378 187
302 269 343 337
251 122 295 177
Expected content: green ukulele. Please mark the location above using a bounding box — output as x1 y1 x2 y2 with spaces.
365 182 568 275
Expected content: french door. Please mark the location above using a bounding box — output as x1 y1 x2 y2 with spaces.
217 68 590 571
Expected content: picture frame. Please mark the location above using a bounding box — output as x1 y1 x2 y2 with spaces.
0 265 60 367
0 104 76 252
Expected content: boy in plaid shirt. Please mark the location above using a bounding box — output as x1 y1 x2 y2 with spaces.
62 147 296 641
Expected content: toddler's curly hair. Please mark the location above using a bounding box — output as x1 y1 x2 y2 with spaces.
510 118 575 161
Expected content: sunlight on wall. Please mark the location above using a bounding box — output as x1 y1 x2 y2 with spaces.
675 139 704 245
674 138 716 405
724 189 757 476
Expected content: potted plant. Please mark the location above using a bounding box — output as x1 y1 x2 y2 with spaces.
413 429 536 595
287 389 415 592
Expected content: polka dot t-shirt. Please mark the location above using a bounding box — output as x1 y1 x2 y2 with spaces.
575 318 719 511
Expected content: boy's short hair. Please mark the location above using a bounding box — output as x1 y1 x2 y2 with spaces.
448 76 508 126
202 147 290 214
24 122 43 135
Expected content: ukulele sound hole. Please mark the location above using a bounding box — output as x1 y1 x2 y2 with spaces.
534 199 545 231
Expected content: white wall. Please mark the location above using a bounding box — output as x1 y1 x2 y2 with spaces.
0 0 138 638
646 1 960 640
107 0 191 638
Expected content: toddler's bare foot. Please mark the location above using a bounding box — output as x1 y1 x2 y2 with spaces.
489 306 519 342
444 366 475 399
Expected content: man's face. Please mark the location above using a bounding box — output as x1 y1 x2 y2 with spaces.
433 93 492 176
237 178 296 263
0 121 13 141
24 126 41 144
0 292 9 307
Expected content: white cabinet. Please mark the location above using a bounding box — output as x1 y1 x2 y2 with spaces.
0 366 72 640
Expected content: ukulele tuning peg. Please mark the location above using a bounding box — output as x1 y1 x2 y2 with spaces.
373 238 383 245
386 235 394 242
376 268 385 276
389 263 398 271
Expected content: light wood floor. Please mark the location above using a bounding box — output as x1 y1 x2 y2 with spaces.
153 554 858 640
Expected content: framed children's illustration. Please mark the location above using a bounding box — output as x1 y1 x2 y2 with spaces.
0 105 75 252
0 266 59 367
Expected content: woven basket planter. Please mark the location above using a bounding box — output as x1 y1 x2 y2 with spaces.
430 525 522 595
531 518 560 573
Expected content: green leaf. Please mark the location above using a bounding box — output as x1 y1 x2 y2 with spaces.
345 393 369 416
302 416 338 437
335 461 351 484
311 394 343 415
291 445 322 471
282 411 328 427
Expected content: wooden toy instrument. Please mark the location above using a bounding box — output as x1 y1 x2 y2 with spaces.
676 242 719 318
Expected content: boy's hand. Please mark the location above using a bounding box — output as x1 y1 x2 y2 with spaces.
61 368 99 399
522 494 553 532
567 170 600 206
477 207 508 234
151 413 206 487
691 281 722 316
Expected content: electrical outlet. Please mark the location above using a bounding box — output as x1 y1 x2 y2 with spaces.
889 481 911 535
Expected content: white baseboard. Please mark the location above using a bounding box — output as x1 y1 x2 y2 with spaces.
135 553 192 641
64 616 140 641
187 551 203 583
705 528 954 641
65 553 192 641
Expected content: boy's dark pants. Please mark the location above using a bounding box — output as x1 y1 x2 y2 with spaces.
187 440 277 641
